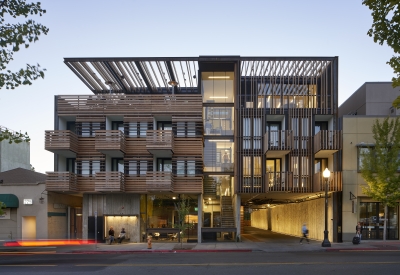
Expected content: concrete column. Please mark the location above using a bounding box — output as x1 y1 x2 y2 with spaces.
234 194 241 241
197 194 203 243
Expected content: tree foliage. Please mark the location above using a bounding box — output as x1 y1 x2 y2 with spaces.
174 195 191 248
360 117 400 240
0 0 49 90
0 125 30 143
362 1 400 108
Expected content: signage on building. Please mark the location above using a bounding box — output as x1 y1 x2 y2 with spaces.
23 199 33 205
53 203 67 209
0 208 10 219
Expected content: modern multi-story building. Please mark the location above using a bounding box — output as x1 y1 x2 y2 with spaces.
339 82 400 241
45 56 342 243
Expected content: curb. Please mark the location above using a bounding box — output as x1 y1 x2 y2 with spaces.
69 249 253 254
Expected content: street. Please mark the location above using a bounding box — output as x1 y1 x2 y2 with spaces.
0 251 399 274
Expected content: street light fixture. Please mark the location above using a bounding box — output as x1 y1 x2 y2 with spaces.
321 167 331 247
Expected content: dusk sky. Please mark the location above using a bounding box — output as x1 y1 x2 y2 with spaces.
0 0 395 173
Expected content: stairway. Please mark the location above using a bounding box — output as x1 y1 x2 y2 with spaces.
221 196 235 227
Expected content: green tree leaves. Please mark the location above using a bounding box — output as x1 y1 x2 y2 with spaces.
363 1 400 107
0 126 30 143
0 0 49 89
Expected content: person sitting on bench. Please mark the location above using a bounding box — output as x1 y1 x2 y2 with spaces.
118 228 126 244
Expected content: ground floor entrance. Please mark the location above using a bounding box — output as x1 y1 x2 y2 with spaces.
359 202 399 240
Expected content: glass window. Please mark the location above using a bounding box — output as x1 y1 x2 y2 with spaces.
128 122 149 137
204 107 234 136
112 121 124 132
202 72 234 103
358 147 371 170
158 159 172 172
177 160 185 175
204 139 234 172
79 160 102 175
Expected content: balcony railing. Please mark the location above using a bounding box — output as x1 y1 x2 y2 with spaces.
265 172 294 192
314 130 342 155
263 130 293 154
146 130 174 154
45 130 78 156
95 172 125 192
313 171 342 192
146 171 174 192
46 172 78 192
95 130 126 156
174 176 203 194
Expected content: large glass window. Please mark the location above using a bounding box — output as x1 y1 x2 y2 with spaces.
202 72 234 103
78 160 102 175
127 159 150 176
146 195 198 241
204 107 234 136
204 139 234 172
78 122 103 137
128 122 150 137
359 202 398 240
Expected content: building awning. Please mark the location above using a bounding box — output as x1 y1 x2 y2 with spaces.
0 194 19 208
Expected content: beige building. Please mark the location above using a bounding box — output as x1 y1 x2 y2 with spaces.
340 82 400 241
0 168 82 241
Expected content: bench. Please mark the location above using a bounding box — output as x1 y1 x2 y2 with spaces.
105 236 130 244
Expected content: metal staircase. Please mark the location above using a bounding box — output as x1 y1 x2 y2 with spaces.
221 196 235 227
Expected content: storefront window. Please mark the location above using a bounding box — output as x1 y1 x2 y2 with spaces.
359 202 398 240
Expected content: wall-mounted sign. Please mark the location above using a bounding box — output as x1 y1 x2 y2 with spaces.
53 203 67 209
23 199 33 205
0 208 10 219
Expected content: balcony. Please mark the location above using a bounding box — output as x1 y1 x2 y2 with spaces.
46 172 78 192
314 130 342 158
263 130 293 157
95 130 126 157
95 172 125 192
312 171 342 192
174 176 203 194
265 172 293 192
146 171 174 192
146 130 174 157
45 130 78 158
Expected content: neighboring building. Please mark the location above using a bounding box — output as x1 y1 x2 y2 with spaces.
340 82 400 241
0 168 82 241
45 56 341 243
0 126 30 172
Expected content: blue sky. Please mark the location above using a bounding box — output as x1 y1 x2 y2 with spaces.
0 0 395 173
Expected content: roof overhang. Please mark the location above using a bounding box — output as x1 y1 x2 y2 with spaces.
64 56 336 94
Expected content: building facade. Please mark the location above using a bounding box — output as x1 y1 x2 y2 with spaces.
340 82 400 241
0 126 30 172
45 56 342 243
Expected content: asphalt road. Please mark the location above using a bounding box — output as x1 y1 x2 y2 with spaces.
1 251 400 275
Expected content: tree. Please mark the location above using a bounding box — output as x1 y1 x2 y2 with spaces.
360 117 400 241
0 125 30 143
362 1 400 108
0 0 49 90
174 195 191 249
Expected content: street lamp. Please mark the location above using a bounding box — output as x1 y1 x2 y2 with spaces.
321 168 331 247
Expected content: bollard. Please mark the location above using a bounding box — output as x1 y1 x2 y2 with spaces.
147 235 152 249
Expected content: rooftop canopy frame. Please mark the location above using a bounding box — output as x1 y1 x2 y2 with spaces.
64 56 336 94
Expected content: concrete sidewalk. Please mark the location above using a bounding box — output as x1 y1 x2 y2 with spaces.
70 239 400 254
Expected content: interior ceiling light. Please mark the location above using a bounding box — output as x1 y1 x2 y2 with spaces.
208 76 230 79
209 96 228 99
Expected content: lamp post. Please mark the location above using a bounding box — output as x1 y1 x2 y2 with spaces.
321 168 331 247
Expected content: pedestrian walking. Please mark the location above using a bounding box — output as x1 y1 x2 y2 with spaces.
300 223 309 244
